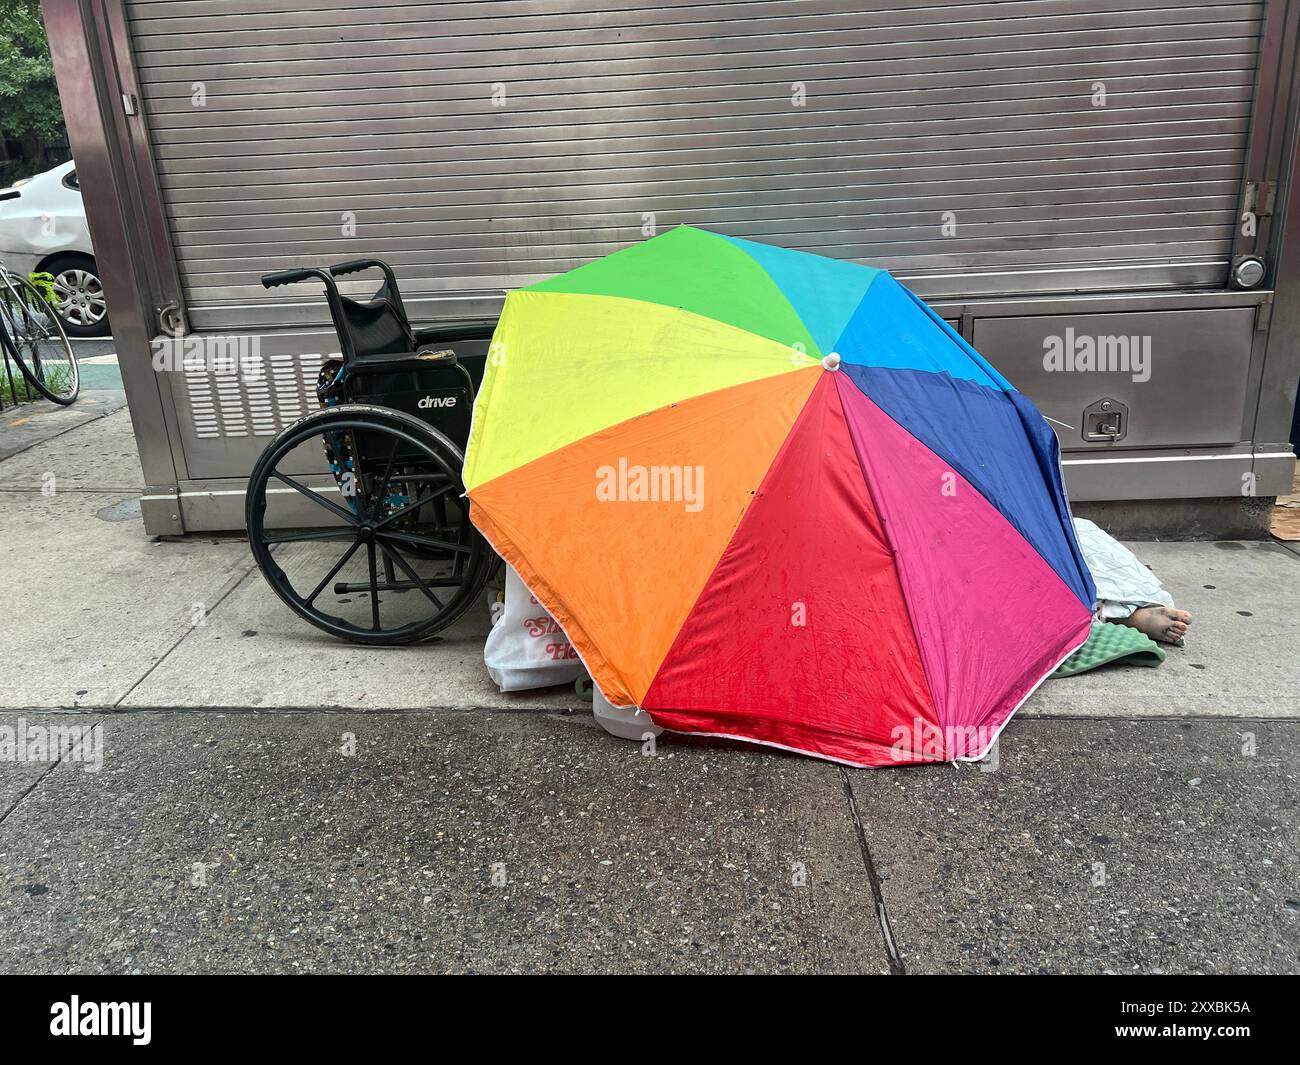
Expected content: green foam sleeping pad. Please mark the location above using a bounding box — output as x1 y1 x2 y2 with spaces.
1052 621 1166 677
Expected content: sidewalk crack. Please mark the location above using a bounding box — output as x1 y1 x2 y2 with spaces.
839 766 906 974
111 559 262 709
0 404 125 464
0 756 65 827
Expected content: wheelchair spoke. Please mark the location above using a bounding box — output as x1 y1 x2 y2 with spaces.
271 470 359 526
305 538 362 605
367 438 402 521
367 541 381 630
246 404 492 646
263 528 356 545
379 542 445 610
379 528 474 555
374 480 458 528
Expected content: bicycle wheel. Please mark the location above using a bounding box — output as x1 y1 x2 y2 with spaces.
0 272 79 405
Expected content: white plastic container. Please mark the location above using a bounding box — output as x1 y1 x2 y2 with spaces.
591 685 664 742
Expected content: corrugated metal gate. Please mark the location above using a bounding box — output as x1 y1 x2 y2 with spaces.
42 0 1299 532
124 0 1263 332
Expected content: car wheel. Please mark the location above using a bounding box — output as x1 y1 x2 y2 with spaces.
41 253 110 338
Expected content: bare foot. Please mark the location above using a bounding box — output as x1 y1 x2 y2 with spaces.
1117 606 1192 645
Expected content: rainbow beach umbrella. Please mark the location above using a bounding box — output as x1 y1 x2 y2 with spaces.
463 227 1095 767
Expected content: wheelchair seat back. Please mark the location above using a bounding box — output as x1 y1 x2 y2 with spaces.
347 353 474 456
262 259 490 455
336 280 414 359
328 269 473 450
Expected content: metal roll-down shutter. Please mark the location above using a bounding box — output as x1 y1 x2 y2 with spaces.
123 0 1264 330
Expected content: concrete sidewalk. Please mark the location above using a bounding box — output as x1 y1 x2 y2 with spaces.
0 405 1297 973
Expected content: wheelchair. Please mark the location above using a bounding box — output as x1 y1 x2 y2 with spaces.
245 258 497 644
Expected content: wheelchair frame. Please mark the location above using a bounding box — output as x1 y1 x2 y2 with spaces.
244 258 497 645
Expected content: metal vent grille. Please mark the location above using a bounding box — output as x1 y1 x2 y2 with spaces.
124 0 1264 329
182 350 321 438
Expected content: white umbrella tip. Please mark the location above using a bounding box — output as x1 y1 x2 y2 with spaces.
822 352 841 371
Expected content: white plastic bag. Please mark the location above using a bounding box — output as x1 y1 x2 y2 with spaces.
484 565 586 691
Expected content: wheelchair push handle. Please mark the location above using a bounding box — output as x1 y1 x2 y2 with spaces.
328 259 384 278
261 267 336 291
327 259 403 311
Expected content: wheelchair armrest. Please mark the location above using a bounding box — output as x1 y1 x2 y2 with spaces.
413 319 498 345
350 348 459 376
346 347 477 404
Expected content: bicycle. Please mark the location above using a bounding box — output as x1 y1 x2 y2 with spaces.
0 263 79 406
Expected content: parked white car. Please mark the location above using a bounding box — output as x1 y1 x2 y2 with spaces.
0 160 108 337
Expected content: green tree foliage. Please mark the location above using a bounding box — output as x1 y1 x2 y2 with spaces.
0 0 65 180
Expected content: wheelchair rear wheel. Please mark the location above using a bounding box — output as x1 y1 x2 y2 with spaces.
245 405 492 644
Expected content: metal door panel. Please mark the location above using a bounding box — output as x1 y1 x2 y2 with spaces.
972 308 1257 450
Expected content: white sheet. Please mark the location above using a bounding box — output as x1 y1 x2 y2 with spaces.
1073 517 1175 619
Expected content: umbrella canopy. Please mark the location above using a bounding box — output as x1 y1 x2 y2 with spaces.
463 226 1095 767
